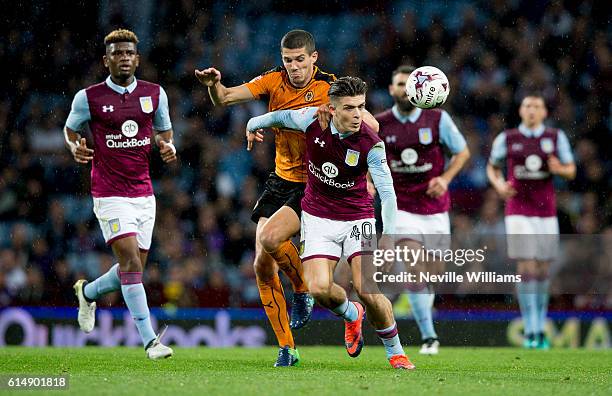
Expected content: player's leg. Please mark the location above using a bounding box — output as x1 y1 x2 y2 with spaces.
303 256 366 358
533 217 558 349
111 237 155 344
534 260 551 349
259 205 313 329
506 215 539 348
349 255 415 370
300 212 366 356
401 238 439 353
254 217 298 366
394 211 440 353
118 195 171 359
516 259 538 348
74 197 134 333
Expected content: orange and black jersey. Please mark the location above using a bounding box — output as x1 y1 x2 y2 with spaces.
245 66 336 183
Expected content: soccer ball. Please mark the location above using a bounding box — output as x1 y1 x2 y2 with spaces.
405 66 450 109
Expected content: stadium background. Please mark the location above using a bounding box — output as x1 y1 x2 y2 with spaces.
0 0 610 347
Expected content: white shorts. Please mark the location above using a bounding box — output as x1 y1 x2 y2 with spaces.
300 211 376 262
395 210 451 250
93 195 156 250
505 215 559 261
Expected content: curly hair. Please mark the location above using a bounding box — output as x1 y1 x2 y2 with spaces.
104 29 139 46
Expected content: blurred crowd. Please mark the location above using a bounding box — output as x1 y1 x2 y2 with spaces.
0 0 610 309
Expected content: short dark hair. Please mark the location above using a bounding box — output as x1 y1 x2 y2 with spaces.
522 91 546 102
281 30 316 54
392 65 415 80
328 77 368 101
104 29 139 47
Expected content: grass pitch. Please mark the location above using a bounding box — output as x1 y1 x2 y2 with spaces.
1 346 610 395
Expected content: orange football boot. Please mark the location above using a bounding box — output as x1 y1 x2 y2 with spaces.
344 301 365 357
389 354 416 370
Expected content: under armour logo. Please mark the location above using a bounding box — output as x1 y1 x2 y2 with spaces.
314 137 325 147
263 302 273 309
102 105 114 112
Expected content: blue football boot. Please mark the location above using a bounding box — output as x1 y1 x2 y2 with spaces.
274 345 301 367
290 292 314 329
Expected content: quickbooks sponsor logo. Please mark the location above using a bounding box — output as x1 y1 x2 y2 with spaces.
309 161 354 189
106 136 151 149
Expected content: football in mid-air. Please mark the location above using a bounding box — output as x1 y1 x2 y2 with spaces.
405 66 450 109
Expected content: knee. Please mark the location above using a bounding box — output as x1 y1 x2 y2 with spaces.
259 225 283 253
120 254 142 273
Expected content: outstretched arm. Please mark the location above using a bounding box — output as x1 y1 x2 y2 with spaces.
246 107 318 150
194 67 255 106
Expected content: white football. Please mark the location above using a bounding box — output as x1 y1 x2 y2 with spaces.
405 66 450 109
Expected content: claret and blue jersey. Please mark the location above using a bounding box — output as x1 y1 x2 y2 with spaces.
65 76 172 198
247 107 397 234
489 124 574 217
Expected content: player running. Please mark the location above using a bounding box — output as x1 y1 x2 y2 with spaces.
487 93 576 349
246 77 415 370
375 65 470 355
195 30 378 366
65 29 176 359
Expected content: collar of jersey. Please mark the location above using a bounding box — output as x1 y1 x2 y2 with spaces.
106 75 137 94
518 123 545 138
330 120 353 139
392 105 422 124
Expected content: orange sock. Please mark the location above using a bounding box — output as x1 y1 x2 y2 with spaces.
269 241 308 293
257 274 295 348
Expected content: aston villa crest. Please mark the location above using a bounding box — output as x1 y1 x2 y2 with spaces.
540 138 554 154
345 149 360 166
139 96 153 113
418 128 433 145
109 218 121 235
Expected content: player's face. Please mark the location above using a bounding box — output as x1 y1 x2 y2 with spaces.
519 97 547 127
389 72 414 112
103 42 139 82
329 95 366 133
281 47 318 88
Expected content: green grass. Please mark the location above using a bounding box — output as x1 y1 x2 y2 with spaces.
0 347 610 395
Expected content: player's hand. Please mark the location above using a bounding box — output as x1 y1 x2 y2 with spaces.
158 140 177 163
194 67 221 87
316 103 331 130
72 137 94 164
494 181 517 200
246 128 264 151
426 176 448 198
547 155 563 175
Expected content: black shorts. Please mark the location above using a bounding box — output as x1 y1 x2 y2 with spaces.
251 173 306 223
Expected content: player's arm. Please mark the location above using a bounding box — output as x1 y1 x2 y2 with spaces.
547 130 576 180
245 107 318 151
486 132 516 199
367 143 397 234
194 67 255 106
428 111 471 197
64 89 93 164
153 86 177 163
